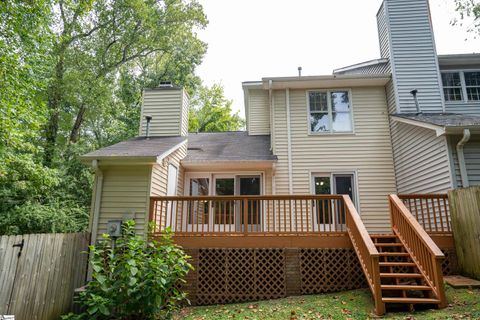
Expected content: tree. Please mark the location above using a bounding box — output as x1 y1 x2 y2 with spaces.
43 0 208 165
453 0 480 37
189 83 245 132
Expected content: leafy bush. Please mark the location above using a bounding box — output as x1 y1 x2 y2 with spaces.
0 200 89 235
64 220 192 320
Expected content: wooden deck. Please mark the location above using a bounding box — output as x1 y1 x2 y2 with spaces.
149 193 454 315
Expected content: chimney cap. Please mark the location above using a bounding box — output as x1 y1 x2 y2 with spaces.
159 81 173 87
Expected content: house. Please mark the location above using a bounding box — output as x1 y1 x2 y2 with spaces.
81 0 477 315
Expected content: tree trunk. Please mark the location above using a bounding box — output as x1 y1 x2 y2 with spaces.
69 104 87 143
44 51 64 166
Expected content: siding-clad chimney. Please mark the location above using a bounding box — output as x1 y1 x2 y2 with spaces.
139 85 189 137
377 0 444 113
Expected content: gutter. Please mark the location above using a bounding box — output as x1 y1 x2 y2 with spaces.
456 129 471 188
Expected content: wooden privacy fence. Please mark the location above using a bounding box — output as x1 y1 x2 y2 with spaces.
0 232 90 320
448 187 480 280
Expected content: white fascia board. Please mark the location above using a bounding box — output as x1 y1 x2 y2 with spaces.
391 116 446 137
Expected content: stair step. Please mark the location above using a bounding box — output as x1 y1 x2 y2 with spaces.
375 243 403 247
382 297 440 304
380 273 423 278
381 285 432 291
379 252 409 257
371 234 397 239
379 262 416 267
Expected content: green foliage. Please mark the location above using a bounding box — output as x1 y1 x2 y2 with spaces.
0 200 89 235
63 221 192 320
453 0 480 37
189 83 245 132
0 0 209 235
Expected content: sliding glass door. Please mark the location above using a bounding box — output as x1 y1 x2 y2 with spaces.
184 173 262 232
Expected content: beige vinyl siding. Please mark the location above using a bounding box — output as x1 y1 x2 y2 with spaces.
97 166 151 239
273 87 397 233
449 135 480 188
180 91 190 136
140 88 182 136
385 79 397 114
150 145 187 197
248 89 270 135
389 121 452 194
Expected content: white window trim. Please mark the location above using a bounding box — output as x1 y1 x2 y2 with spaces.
306 89 354 135
441 70 480 103
309 171 360 212
183 171 265 230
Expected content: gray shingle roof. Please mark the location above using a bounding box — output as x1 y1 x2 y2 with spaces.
393 113 480 127
185 132 276 161
81 136 186 158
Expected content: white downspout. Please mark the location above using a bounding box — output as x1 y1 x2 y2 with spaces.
456 129 471 188
91 159 103 246
286 88 293 194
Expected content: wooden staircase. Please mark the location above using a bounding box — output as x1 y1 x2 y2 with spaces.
371 234 443 308
344 194 447 316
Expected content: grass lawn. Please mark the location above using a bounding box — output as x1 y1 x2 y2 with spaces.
175 286 480 319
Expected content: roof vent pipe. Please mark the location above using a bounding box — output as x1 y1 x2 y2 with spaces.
145 115 152 139
410 89 421 113
298 66 302 77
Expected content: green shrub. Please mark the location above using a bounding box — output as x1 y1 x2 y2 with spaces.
0 200 89 235
63 220 192 320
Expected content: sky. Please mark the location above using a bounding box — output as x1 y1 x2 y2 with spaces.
194 0 479 118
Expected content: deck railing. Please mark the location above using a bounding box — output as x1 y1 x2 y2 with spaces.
398 194 451 233
343 195 384 315
389 195 447 307
149 195 349 235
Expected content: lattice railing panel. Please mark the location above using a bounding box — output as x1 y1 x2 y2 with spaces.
300 248 366 294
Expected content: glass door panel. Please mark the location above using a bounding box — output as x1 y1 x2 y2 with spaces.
238 176 261 231
313 176 333 231
333 175 354 226
214 177 235 231
187 177 209 232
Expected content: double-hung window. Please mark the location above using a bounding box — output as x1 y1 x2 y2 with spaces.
308 90 353 133
464 72 480 101
441 71 480 102
441 72 463 101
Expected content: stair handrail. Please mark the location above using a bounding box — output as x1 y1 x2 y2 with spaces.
389 194 447 307
343 195 384 315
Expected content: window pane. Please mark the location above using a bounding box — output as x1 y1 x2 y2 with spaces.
443 88 463 101
310 113 329 132
331 91 350 112
188 178 209 224
332 112 352 132
214 178 235 225
314 177 331 224
467 87 480 101
215 178 234 195
442 72 461 87
314 177 331 194
464 72 480 87
309 92 327 112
